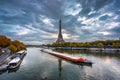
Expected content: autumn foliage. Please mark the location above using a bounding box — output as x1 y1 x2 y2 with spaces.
51 40 120 48
11 40 26 51
0 35 26 52
8 45 17 53
0 35 11 48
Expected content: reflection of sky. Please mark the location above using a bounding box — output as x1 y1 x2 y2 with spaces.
0 0 120 44
81 56 120 80
23 48 120 79
56 50 120 80
1 48 120 80
104 57 120 75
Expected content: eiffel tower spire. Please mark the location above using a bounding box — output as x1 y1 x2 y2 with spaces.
56 19 65 43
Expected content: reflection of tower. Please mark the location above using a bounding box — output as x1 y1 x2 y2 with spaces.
56 19 65 43
58 59 62 80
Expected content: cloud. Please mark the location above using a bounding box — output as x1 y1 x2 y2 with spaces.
39 15 55 27
64 1 82 16
0 0 120 44
97 31 111 36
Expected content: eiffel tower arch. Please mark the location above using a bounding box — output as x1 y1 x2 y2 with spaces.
56 19 65 43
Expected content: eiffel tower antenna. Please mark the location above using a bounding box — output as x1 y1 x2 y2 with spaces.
56 19 65 43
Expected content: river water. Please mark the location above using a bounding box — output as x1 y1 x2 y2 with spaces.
0 47 120 80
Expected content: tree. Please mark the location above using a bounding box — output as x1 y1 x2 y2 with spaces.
112 43 116 48
11 40 21 47
0 35 26 52
8 45 17 53
97 43 104 48
112 42 120 48
85 42 90 48
11 40 26 51
0 35 11 48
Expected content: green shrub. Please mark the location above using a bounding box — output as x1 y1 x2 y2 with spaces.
8 45 17 53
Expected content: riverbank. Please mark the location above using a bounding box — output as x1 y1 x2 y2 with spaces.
52 47 120 53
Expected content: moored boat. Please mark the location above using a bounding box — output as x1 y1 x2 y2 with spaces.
7 57 21 69
7 50 27 69
16 50 27 55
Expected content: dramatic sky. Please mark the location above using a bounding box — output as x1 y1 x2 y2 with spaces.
0 0 120 44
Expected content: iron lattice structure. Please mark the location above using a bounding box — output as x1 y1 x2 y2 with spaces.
56 19 65 43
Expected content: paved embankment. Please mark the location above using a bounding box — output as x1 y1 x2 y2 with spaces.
0 49 10 65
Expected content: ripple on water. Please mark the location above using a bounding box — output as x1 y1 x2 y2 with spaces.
0 48 120 80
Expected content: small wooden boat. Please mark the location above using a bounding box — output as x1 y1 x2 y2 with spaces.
41 49 93 65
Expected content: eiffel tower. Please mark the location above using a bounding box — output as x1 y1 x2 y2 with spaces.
56 19 65 43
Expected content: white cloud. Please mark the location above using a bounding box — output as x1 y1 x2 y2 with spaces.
88 8 96 15
105 22 120 29
24 24 53 35
77 16 86 22
113 15 119 20
64 2 82 16
100 12 114 18
8 25 36 36
42 33 71 39
80 17 99 27
16 27 36 36
40 15 54 27
43 18 54 27
17 29 29 35
97 31 111 35
24 41 43 45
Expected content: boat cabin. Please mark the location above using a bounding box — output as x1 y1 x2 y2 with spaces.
8 57 21 67
17 50 26 54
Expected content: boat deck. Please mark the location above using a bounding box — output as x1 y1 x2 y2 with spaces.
41 49 93 64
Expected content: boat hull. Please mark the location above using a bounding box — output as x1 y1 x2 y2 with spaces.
7 60 21 69
7 51 26 70
41 49 93 65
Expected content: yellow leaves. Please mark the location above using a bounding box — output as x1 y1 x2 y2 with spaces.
112 42 120 48
0 35 11 48
51 40 120 48
11 40 26 51
8 45 17 53
97 43 104 48
0 35 26 52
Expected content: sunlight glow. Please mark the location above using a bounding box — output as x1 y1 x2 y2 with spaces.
15 26 31 36
104 56 111 64
50 33 70 39
97 31 111 35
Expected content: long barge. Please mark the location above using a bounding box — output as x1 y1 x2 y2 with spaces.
41 49 93 65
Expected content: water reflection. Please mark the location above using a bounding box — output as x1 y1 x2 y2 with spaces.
0 67 19 75
54 49 120 80
8 67 20 73
57 58 92 80
58 59 62 80
0 48 120 80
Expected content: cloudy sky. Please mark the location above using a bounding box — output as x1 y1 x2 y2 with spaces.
0 0 120 44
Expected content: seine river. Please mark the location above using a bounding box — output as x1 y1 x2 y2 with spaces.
0 47 120 80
